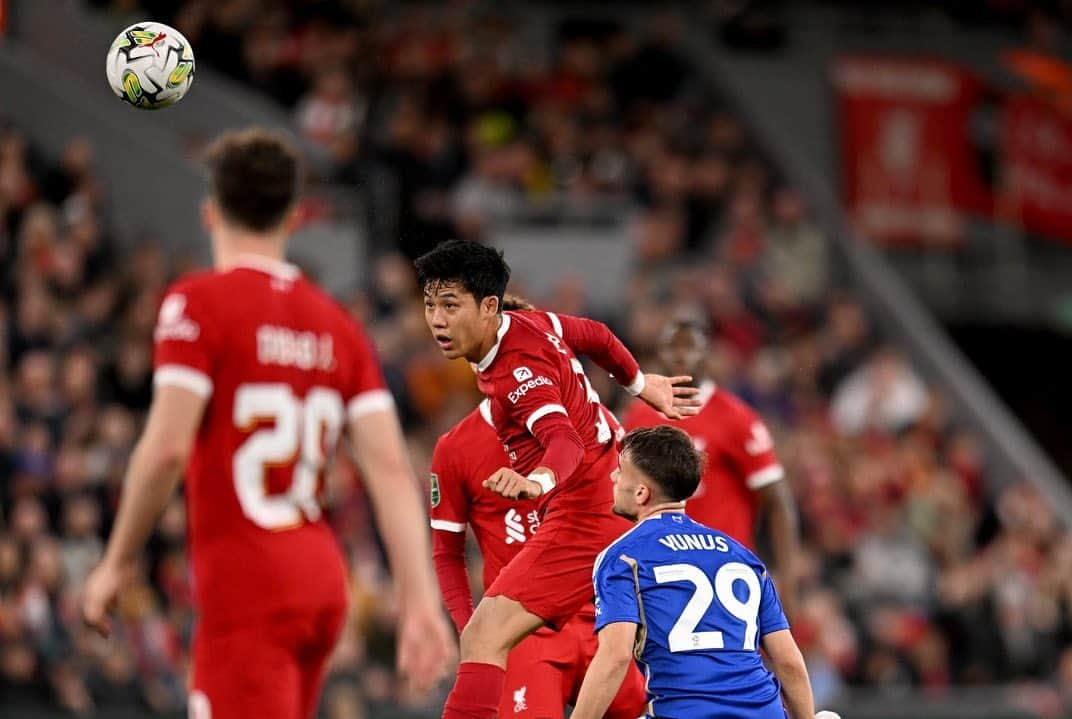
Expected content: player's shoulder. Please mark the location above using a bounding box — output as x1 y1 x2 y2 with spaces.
709 386 759 418
163 268 221 299
622 398 661 428
437 403 494 451
593 519 656 578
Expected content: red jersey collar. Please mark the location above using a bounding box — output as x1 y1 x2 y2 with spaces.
476 313 512 372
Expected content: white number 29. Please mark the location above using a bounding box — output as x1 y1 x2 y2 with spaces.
232 383 345 530
653 562 762 652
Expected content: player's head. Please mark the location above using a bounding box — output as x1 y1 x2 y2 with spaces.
415 240 511 362
657 318 708 383
202 127 303 240
612 426 703 520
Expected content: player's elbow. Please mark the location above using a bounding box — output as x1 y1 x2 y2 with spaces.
138 436 192 477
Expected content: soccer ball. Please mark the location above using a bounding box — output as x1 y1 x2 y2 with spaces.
105 22 194 110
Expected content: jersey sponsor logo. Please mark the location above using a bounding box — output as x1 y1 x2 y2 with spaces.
154 294 200 342
504 508 540 544
507 376 553 404
745 422 774 456
657 534 730 553
513 686 528 713
430 473 441 507
256 325 336 372
512 366 533 382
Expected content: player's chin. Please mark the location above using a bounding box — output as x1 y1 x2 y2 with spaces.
611 505 637 521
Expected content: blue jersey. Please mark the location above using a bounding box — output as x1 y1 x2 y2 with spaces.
593 512 790 718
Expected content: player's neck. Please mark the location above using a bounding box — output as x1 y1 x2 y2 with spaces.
637 502 687 522
213 230 287 271
471 313 505 364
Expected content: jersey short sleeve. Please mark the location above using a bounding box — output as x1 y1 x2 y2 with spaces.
757 569 790 637
593 549 642 632
344 318 394 422
152 287 216 399
494 349 568 435
727 406 783 491
429 436 469 533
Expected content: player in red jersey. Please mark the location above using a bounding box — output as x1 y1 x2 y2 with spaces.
622 318 801 616
430 297 646 718
81 128 454 719
415 240 699 719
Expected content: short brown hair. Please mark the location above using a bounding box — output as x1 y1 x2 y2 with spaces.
204 127 302 231
621 426 704 502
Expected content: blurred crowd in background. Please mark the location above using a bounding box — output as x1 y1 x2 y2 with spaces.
0 0 1069 716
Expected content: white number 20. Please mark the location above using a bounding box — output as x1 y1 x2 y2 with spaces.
232 383 345 530
653 562 761 652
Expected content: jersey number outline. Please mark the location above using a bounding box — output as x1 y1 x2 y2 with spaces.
233 383 345 530
652 561 761 652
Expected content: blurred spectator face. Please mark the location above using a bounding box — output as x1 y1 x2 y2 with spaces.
62 349 97 407
634 207 683 262
773 188 806 226
29 539 64 592
0 537 22 588
657 323 708 381
829 298 869 348
54 444 89 493
0 642 37 684
16 284 54 339
63 495 100 540
16 352 56 410
11 496 48 542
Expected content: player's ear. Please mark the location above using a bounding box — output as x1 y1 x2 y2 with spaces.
481 295 500 316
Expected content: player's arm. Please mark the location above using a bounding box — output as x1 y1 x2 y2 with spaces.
570 621 638 719
429 439 475 633
545 311 700 420
737 414 801 618
762 629 815 719
758 479 801 619
348 401 456 689
83 385 205 636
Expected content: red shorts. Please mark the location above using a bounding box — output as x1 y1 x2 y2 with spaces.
189 605 346 719
501 610 647 719
487 450 631 628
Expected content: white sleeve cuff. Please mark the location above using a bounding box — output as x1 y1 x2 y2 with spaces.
430 519 466 533
527 471 556 496
525 404 568 432
348 388 395 421
625 372 646 396
546 312 564 338
154 365 213 399
747 465 785 490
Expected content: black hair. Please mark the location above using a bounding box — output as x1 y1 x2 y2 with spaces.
621 426 704 502
204 127 302 231
414 240 511 311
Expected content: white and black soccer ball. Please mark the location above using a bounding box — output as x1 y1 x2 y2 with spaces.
105 21 194 110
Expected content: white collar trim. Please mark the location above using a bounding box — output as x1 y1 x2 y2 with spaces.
478 398 495 428
477 314 511 372
232 254 300 281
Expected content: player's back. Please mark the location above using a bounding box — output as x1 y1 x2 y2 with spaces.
154 258 387 630
594 513 789 718
623 384 783 547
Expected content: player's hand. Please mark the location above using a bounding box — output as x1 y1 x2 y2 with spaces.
639 373 702 420
81 559 126 637
397 599 456 695
483 468 543 499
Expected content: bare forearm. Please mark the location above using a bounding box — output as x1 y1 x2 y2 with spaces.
776 660 815 719
570 651 632 719
103 442 184 567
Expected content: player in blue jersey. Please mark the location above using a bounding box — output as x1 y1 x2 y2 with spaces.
572 425 816 719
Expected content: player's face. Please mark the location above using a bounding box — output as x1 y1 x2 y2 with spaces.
424 283 495 361
658 326 707 382
611 451 647 521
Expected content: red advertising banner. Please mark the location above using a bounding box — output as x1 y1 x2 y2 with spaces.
833 56 990 246
999 95 1072 243
0 0 7 36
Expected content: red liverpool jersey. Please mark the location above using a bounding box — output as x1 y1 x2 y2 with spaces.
152 255 391 630
475 311 633 511
430 400 542 589
623 381 783 547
